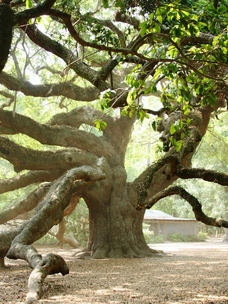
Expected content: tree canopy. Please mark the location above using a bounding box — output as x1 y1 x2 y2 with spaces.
0 0 228 302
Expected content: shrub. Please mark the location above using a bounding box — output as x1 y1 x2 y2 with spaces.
143 223 164 244
167 232 207 242
197 231 208 241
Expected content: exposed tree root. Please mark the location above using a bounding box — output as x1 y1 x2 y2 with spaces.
76 245 164 259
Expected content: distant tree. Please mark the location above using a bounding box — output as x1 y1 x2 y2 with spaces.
0 0 228 302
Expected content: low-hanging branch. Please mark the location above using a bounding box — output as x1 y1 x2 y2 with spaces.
0 109 110 157
4 164 106 302
0 169 65 194
6 165 106 262
0 71 100 101
177 167 228 186
0 136 99 171
49 105 115 128
0 183 50 224
144 185 228 228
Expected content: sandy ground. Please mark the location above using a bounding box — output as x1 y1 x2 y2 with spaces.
1 239 228 304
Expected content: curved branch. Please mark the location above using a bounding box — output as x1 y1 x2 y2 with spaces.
180 32 214 47
143 186 228 228
0 71 100 101
7 164 106 262
21 24 109 92
0 170 63 194
26 253 69 303
177 167 228 186
132 154 180 208
0 183 50 224
45 9 132 55
49 9 126 48
131 121 208 210
13 0 57 25
0 90 14 108
49 105 114 128
0 136 99 171
0 109 112 157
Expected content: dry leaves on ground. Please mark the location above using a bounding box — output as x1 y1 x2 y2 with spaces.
1 240 228 304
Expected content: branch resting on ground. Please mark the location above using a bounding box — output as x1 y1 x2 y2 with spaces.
3 163 106 302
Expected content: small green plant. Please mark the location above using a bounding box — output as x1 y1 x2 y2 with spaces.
143 223 164 244
197 231 208 241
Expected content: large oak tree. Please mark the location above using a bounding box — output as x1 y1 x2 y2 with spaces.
0 0 228 302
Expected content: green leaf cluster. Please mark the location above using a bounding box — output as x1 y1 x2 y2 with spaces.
94 119 107 131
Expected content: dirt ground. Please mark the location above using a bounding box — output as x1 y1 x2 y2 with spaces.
1 239 228 304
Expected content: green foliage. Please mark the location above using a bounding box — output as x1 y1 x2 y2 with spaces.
168 118 191 151
197 231 208 241
35 200 90 247
94 119 107 131
66 200 89 247
123 0 228 126
99 89 116 109
26 0 33 9
143 223 164 244
167 232 207 242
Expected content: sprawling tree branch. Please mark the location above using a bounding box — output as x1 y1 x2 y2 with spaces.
131 153 180 209
0 183 50 224
0 109 113 157
0 89 14 108
143 185 228 228
26 253 69 303
49 105 115 128
1 164 105 300
0 169 64 193
177 167 228 186
21 24 109 91
0 71 100 101
14 0 57 25
0 136 100 171
49 9 126 48
6 164 106 261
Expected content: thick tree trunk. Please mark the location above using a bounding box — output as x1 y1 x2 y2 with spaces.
88 201 155 258
87 198 158 258
0 4 13 72
85 166 159 258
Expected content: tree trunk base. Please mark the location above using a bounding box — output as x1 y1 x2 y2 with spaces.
74 246 164 259
0 256 5 267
